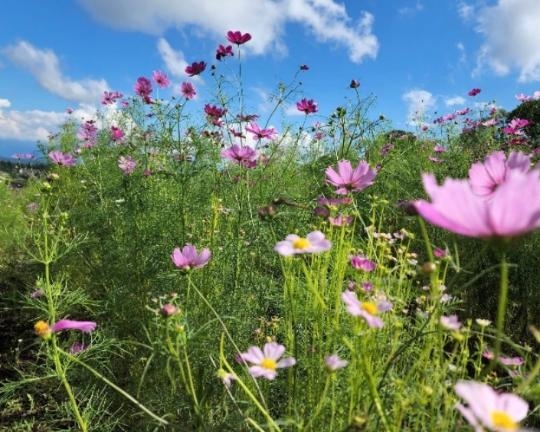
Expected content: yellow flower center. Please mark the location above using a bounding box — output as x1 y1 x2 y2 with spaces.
292 237 311 250
361 302 378 315
34 320 51 339
491 410 518 430
260 358 277 370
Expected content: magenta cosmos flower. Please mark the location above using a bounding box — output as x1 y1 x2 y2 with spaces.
350 254 376 272
118 155 137 175
171 244 211 270
180 82 197 100
455 381 528 432
49 150 76 167
468 151 532 198
296 98 318 114
216 44 234 61
245 122 277 140
185 61 206 76
180 82 196 100
274 231 331 256
152 70 170 88
325 160 377 195
221 145 258 168
239 342 296 380
204 104 227 119
52 319 97 333
110 126 124 142
227 30 252 45
468 88 481 96
341 291 392 328
414 170 540 238
134 76 153 104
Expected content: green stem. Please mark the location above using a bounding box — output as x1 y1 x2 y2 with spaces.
493 253 509 367
57 348 169 426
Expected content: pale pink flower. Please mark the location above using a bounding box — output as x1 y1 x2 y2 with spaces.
221 145 258 168
180 82 196 100
325 354 349 371
49 150 76 167
433 247 447 259
152 70 170 88
171 244 211 270
440 315 462 331
274 231 331 256
414 170 540 238
118 156 137 175
51 319 97 333
217 369 236 388
455 380 528 432
239 342 296 380
328 215 353 226
341 291 392 328
245 122 277 140
325 160 377 195
160 304 179 317
350 255 376 272
468 151 532 198
69 341 88 354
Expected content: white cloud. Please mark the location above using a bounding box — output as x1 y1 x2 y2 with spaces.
78 0 378 63
157 38 193 79
458 2 474 21
398 1 424 16
402 89 436 124
445 96 466 106
457 42 467 64
474 0 540 82
0 108 68 141
2 40 109 103
0 98 11 109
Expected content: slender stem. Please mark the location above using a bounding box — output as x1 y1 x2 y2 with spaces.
58 348 169 426
493 253 509 366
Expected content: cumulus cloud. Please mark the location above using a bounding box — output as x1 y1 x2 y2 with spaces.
0 98 11 109
157 38 192 79
458 2 474 21
402 89 436 124
474 0 540 82
445 96 466 106
0 108 67 141
78 0 378 63
2 41 109 103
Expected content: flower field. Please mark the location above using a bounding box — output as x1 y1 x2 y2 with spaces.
1 31 539 431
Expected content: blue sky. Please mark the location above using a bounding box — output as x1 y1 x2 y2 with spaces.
1 0 540 157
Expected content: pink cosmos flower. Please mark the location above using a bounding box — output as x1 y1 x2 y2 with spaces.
134 77 153 104
101 90 123 105
152 70 170 88
414 170 540 238
185 61 206 76
296 98 318 114
325 354 349 371
217 369 237 388
328 215 353 226
468 88 481 96
350 254 376 272
221 145 258 168
274 231 331 256
516 93 530 102
49 150 76 167
503 118 530 136
325 160 377 195
468 151 532 198
341 290 392 328
245 122 277 140
227 30 252 45
204 104 227 119
454 381 528 432
51 319 97 333
433 144 446 154
433 247 447 259
440 315 462 331
171 244 211 270
118 156 137 175
78 120 98 148
160 303 179 317
216 44 234 61
110 126 124 142
69 341 88 354
239 342 296 380
180 82 196 100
